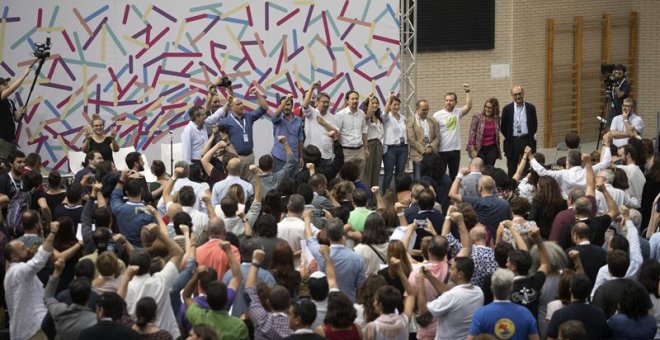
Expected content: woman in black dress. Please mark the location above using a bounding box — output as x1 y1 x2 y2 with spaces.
82 114 119 163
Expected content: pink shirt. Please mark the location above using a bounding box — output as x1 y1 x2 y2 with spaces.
482 119 497 146
407 261 449 339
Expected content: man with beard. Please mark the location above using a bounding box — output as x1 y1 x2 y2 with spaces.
271 94 304 172
0 149 25 206
302 81 339 167
4 220 59 340
182 105 209 164
336 90 369 180
125 151 153 203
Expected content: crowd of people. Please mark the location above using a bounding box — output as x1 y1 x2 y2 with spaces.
0 67 658 340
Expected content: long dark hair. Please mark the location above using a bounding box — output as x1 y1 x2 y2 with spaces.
361 212 388 245
534 176 566 219
268 242 299 296
135 296 157 329
53 216 78 251
647 151 660 182
360 96 382 124
484 97 500 118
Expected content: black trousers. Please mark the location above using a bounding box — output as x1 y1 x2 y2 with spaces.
439 150 461 180
478 144 499 167
506 135 532 177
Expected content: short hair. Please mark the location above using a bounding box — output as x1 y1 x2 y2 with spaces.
220 197 239 218
326 218 344 242
317 92 330 101
308 274 329 301
395 174 413 193
324 291 357 327
454 257 475 281
84 151 100 167
352 189 368 207
416 99 428 109
199 268 219 293
614 64 627 72
510 196 531 216
297 184 314 204
618 280 653 320
569 273 592 301
445 92 458 101
206 281 229 311
129 249 152 276
96 251 119 277
339 162 360 182
25 153 41 168
269 285 291 311
94 207 112 228
22 210 40 232
75 258 96 281
344 90 359 101
125 152 142 170
97 292 126 321
375 285 401 314
621 144 637 161
565 132 580 149
92 227 113 252
558 320 587 340
174 161 190 178
178 186 196 207
573 197 592 216
508 249 532 275
418 188 436 210
567 187 585 204
124 178 142 197
48 171 62 188
207 218 226 237
254 214 278 238
172 211 193 236
258 154 274 172
191 325 218 340
188 105 205 120
150 160 166 177
287 194 305 214
567 150 582 167
69 277 92 306
428 235 448 259
7 149 25 163
610 233 630 252
66 182 83 203
239 238 259 263
571 222 590 240
309 173 327 189
607 249 630 277
494 242 514 268
302 145 322 164
490 269 514 300
292 299 317 326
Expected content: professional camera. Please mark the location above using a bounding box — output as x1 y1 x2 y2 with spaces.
33 37 52 59
600 64 616 98
216 76 232 88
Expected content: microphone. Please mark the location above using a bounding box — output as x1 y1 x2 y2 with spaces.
596 116 607 124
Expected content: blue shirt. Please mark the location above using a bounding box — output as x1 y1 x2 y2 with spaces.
306 239 365 302
218 107 267 155
469 301 538 340
110 188 156 247
271 113 304 161
211 175 253 205
223 263 277 317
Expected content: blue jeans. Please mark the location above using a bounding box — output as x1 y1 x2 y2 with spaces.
412 161 422 181
382 145 408 189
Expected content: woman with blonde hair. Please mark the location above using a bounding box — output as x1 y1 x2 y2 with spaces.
82 114 119 162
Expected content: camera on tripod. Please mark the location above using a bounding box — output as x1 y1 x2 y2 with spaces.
33 37 52 60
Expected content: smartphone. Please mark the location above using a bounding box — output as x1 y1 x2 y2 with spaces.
107 240 116 253
604 227 615 244
135 207 149 214
87 174 96 185
312 209 324 217
416 220 428 229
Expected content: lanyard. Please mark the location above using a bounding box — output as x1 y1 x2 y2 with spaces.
231 114 247 134
8 173 21 192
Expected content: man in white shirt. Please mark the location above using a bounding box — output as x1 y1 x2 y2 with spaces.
278 194 318 267
420 257 484 340
336 90 369 180
433 84 472 179
120 223 183 339
617 144 646 202
609 98 644 147
302 82 339 166
157 161 209 214
529 135 612 200
211 157 253 205
595 169 640 209
181 105 209 164
4 220 58 340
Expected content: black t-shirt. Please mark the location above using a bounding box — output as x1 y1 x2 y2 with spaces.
30 190 45 211
557 215 612 249
592 278 649 318
89 137 114 163
0 172 21 200
0 99 17 142
511 271 546 319
45 192 67 213
53 204 84 226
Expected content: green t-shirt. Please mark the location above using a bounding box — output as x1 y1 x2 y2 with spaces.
185 303 249 340
347 207 373 232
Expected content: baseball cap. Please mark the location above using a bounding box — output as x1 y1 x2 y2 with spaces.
0 78 10 86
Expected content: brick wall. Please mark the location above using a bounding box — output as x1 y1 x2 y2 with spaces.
416 0 660 150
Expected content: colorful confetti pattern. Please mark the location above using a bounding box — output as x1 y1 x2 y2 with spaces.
0 1 400 172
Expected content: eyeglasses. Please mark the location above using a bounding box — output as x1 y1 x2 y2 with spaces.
93 124 104 127
512 92 523 96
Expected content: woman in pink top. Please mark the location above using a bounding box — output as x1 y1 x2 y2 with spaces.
467 98 502 166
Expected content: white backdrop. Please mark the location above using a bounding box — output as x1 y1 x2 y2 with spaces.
0 1 400 172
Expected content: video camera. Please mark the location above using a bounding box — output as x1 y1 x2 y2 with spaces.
33 37 51 60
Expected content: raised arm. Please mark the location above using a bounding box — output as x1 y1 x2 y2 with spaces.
499 220 528 251
220 241 242 292
118 265 139 299
251 87 269 110
302 82 320 110
459 84 473 116
452 212 472 257
273 94 293 117
1 65 32 100
567 250 584 275
319 245 338 289
529 226 550 274
597 182 619 220
391 258 416 322
162 167 182 205
512 148 531 182
201 140 227 177
583 154 595 197
182 266 206 307
449 168 470 203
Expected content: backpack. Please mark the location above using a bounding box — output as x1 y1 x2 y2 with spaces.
6 189 33 238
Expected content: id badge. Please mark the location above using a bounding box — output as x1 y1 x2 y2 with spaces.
515 126 522 135
423 137 430 144
399 137 405 145
243 133 249 142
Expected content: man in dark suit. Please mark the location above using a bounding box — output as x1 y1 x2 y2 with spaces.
78 292 140 340
501 86 537 177
567 222 607 284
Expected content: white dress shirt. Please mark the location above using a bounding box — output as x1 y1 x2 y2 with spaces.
591 221 642 297
277 217 319 267
617 163 646 202
4 246 51 340
382 111 407 145
181 121 208 163
126 261 181 338
211 175 254 205
610 114 644 147
157 177 209 215
303 106 337 160
336 107 368 147
513 103 528 136
530 147 612 199
366 119 384 140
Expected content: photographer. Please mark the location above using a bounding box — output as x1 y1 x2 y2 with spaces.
607 64 630 125
0 65 33 160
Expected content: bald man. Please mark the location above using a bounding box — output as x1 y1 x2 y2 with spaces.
460 157 484 198
501 86 537 177
449 172 512 237
211 157 254 205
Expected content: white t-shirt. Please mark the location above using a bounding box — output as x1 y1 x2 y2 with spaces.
303 106 337 160
427 283 484 340
433 108 463 151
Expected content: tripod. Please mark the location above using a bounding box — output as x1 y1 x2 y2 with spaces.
24 57 46 108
